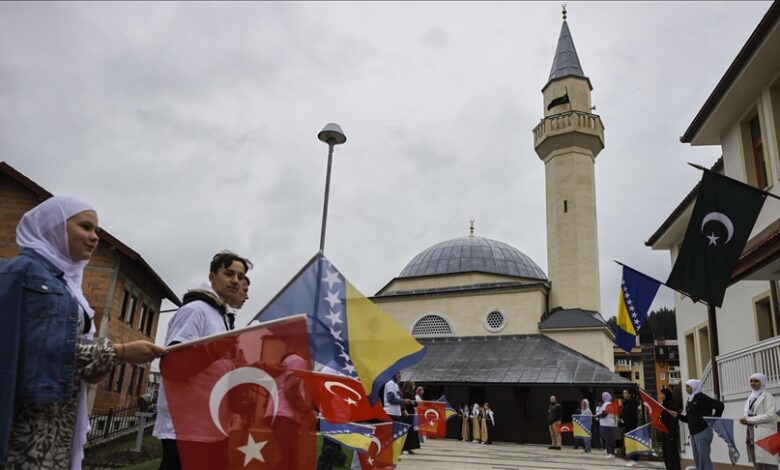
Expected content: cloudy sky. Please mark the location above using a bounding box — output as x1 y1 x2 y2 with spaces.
0 1 773 343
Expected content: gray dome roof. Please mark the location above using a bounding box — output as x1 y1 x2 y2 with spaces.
400 236 547 280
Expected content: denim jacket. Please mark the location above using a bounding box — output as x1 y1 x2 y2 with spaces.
0 248 79 463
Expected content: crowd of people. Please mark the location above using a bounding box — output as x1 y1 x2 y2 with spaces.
456 402 495 445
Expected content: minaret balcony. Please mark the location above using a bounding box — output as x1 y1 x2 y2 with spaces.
533 110 605 160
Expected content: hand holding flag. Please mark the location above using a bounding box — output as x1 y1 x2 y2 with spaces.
638 389 669 433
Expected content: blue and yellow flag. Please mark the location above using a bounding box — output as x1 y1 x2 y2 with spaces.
704 417 741 464
319 419 375 453
614 266 661 353
624 424 653 456
437 395 458 420
254 253 426 403
390 422 411 464
572 414 592 439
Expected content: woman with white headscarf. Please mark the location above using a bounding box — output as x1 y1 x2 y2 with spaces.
669 378 724 470
595 391 617 457
739 373 778 469
0 196 164 469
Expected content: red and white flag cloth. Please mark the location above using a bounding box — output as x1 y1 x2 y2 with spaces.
294 370 390 423
358 421 395 470
638 389 669 433
161 315 316 470
416 400 447 439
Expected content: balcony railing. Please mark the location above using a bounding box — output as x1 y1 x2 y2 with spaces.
532 110 604 147
717 335 780 401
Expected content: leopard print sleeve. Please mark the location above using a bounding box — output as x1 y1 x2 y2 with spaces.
76 337 120 378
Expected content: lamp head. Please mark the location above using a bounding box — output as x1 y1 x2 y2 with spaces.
318 123 347 145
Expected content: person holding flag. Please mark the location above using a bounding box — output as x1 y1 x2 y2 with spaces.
739 373 778 470
459 403 470 442
659 387 681 470
574 399 593 453
596 392 618 457
669 379 724 470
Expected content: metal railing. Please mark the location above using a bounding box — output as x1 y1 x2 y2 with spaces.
717 335 780 401
86 404 156 446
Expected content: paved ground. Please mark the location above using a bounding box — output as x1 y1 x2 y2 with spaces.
395 439 666 470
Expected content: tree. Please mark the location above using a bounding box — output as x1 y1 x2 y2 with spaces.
604 307 677 339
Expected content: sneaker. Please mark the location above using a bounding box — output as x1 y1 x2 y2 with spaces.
624 462 638 467
604 454 615 459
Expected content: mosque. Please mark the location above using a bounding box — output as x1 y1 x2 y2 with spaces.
371 11 630 444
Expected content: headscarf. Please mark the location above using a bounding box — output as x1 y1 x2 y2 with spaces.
686 379 703 402
744 372 768 416
601 391 612 403
16 196 96 318
581 398 590 411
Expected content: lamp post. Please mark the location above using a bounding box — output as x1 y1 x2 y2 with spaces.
317 123 346 253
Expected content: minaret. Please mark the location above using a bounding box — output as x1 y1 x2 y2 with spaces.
534 7 605 313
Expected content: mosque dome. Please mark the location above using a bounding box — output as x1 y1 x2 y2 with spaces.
399 235 547 280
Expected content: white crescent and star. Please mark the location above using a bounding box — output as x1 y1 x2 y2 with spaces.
208 367 279 436
370 435 382 454
701 212 734 246
237 433 266 466
324 381 362 406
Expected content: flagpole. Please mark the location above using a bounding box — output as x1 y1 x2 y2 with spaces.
687 162 780 201
708 304 721 399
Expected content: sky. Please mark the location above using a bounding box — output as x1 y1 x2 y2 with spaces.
0 1 774 346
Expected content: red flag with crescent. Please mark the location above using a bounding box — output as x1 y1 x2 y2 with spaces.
638 389 669 433
757 432 780 455
416 400 447 439
294 370 390 423
160 315 316 470
358 422 395 470
556 422 573 433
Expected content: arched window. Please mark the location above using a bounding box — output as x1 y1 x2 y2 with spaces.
412 314 453 338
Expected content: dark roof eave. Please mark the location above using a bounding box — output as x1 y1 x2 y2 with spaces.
681 2 780 144
372 280 549 300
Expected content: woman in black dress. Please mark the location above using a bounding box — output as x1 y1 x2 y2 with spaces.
402 381 420 454
659 387 681 470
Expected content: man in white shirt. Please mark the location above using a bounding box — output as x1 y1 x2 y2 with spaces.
383 372 403 420
153 251 252 470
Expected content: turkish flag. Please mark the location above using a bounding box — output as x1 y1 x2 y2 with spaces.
556 422 573 433
639 389 669 433
358 422 395 470
757 432 780 455
295 370 390 423
416 401 447 439
605 401 622 416
160 315 316 470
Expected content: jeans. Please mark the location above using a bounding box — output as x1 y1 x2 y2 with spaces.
690 427 714 470
576 437 592 452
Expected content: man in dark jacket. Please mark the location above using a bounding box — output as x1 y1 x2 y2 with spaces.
620 389 639 463
547 395 562 450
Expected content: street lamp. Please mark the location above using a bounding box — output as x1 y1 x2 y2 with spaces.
317 123 347 253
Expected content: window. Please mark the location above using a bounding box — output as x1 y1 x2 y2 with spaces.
660 372 666 380
119 290 130 321
634 372 640 380
128 365 138 395
106 365 116 391
698 326 711 374
114 363 126 392
755 293 776 341
483 310 506 333
145 310 155 336
136 366 145 395
411 314 453 337
742 112 770 188
126 294 137 326
685 331 698 379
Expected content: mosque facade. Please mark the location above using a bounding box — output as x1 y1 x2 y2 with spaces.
370 12 629 444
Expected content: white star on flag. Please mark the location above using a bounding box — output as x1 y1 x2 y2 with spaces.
343 363 356 375
237 433 267 466
707 233 719 246
325 309 343 326
325 290 341 308
322 270 341 289
329 327 343 341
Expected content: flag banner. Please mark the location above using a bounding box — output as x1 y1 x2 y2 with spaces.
757 432 780 455
254 253 426 404
319 419 375 453
556 422 573 434
704 417 741 464
294 370 389 423
416 400 447 438
358 422 395 470
547 92 570 110
436 395 458 420
614 266 661 353
160 316 316 470
624 424 653 456
638 389 669 433
605 401 622 417
572 414 592 438
666 170 767 307
390 421 411 464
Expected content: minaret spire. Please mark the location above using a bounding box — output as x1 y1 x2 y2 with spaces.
548 7 585 82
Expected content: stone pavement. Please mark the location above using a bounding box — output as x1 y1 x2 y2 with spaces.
395 439 666 470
